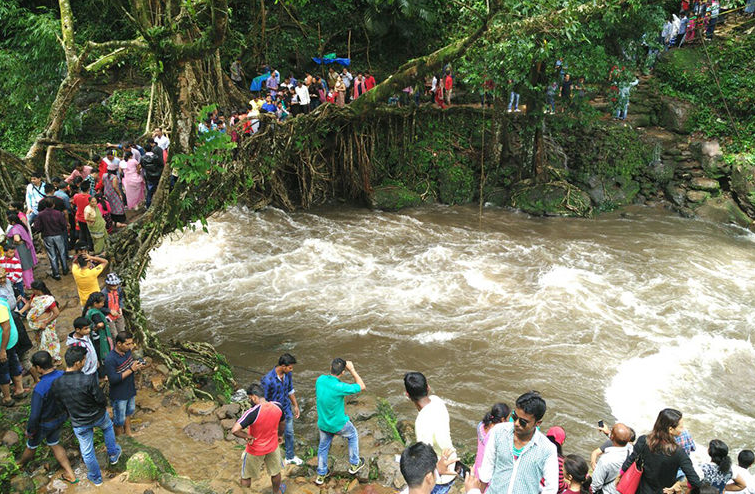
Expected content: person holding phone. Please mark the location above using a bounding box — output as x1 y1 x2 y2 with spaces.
399 442 483 494
103 331 146 437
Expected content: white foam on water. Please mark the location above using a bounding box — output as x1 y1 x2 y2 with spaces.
605 334 755 443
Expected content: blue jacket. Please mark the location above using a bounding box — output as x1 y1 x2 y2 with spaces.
26 370 66 436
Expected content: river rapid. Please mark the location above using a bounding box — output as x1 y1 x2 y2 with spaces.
142 204 755 458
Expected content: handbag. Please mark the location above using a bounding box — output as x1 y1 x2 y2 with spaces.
617 441 646 494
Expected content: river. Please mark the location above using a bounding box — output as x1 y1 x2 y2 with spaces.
141 204 755 459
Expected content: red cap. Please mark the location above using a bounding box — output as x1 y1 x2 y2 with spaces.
546 426 566 446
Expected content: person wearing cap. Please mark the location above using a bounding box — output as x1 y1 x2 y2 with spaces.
101 273 126 336
591 423 633 494
545 426 568 494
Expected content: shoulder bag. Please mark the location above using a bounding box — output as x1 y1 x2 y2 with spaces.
617 441 646 494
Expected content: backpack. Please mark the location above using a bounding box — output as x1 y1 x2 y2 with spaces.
141 153 163 182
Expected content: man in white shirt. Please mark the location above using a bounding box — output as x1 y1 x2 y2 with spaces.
478 391 558 494
399 442 482 494
404 372 457 494
295 81 310 114
341 68 353 88
25 172 46 225
153 127 170 152
591 423 633 494
730 450 755 494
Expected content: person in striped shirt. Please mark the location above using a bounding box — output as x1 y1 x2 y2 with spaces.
478 391 559 494
0 246 24 299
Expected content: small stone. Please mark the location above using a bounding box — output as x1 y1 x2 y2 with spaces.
347 478 360 492
9 475 35 493
151 377 165 392
701 140 722 157
187 400 218 416
144 490 155 494
220 418 236 430
154 364 170 376
295 476 308 484
1 430 19 447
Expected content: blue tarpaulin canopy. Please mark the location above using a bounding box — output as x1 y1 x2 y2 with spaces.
249 72 271 92
311 57 351 66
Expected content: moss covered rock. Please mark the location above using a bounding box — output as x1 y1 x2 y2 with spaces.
696 196 752 228
127 452 159 483
730 154 755 218
372 185 424 211
438 163 475 205
510 181 592 217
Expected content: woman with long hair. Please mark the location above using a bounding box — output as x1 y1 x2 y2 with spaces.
620 408 702 494
474 402 510 480
19 280 61 363
701 440 747 493
5 214 37 288
562 454 592 494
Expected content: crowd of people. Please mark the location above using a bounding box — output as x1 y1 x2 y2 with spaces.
221 354 755 494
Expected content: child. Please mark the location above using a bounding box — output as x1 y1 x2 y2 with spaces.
102 273 126 336
563 454 592 494
65 317 98 375
82 292 112 376
0 245 25 300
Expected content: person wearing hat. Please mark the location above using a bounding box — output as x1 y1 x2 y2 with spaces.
101 273 126 336
545 426 568 494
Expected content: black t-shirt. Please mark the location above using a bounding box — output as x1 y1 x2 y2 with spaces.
562 79 573 98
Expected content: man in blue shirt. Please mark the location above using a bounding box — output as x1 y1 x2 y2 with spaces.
260 353 302 465
18 351 77 484
104 331 146 436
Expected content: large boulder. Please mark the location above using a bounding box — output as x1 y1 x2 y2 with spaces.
437 162 475 205
664 183 687 207
660 97 695 134
689 177 720 192
371 185 423 211
696 196 752 228
585 175 640 209
646 160 675 185
510 181 592 217
729 154 755 218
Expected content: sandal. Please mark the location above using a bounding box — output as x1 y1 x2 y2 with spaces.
1 398 15 407
12 391 28 400
60 475 79 485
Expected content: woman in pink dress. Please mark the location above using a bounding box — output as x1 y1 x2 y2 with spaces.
473 402 510 483
121 151 145 209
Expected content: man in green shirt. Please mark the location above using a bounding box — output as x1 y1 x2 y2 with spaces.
314 358 365 486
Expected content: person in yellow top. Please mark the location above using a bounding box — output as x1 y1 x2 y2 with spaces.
71 254 108 307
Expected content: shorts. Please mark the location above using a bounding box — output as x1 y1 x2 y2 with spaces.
111 396 136 426
0 347 23 385
26 422 64 449
240 447 282 480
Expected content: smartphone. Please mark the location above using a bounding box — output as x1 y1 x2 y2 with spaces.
598 420 605 428
455 461 470 480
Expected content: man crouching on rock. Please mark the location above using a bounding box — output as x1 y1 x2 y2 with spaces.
231 383 286 494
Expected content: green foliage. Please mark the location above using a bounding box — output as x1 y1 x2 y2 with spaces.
655 36 755 151
108 89 150 125
376 398 403 444
211 353 235 402
0 0 64 154
171 105 237 186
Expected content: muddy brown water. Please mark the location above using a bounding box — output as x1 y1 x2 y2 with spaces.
142 204 755 459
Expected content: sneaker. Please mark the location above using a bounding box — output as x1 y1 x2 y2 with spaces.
315 473 328 485
284 456 303 466
348 457 365 475
109 445 122 465
91 478 103 487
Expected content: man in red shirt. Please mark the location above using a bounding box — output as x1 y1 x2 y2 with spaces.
444 70 453 106
231 384 285 494
71 182 93 251
364 72 376 91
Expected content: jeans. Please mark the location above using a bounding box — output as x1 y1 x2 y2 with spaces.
615 102 629 120
546 95 555 113
317 421 359 475
145 181 159 208
508 92 519 111
284 414 295 460
111 396 136 426
72 413 120 483
42 235 68 276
